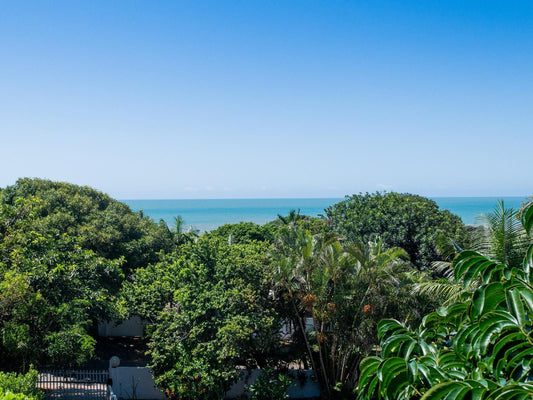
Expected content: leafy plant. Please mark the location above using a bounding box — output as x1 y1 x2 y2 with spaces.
0 389 33 400
0 369 43 400
0 197 124 369
357 200 533 399
248 368 291 400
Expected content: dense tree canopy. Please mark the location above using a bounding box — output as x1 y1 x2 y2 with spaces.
123 237 281 399
0 197 123 370
206 222 276 244
325 192 470 268
1 178 491 399
0 178 174 273
0 178 177 371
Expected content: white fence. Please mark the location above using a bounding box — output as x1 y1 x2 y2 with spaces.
38 370 109 400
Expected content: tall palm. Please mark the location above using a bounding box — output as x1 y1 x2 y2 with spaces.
349 238 410 294
321 239 412 393
277 209 303 226
172 215 199 246
478 200 529 268
271 226 339 395
271 229 414 396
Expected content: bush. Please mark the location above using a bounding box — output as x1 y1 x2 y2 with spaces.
0 389 33 400
0 369 43 400
248 369 291 400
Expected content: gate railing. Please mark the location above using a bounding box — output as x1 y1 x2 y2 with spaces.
38 370 109 400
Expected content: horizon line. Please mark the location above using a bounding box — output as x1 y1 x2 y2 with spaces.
117 194 532 201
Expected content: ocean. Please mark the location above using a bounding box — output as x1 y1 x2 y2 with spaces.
121 196 530 233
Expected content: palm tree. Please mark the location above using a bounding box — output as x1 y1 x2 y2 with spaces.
172 215 199 246
277 209 303 226
271 227 415 397
349 238 410 294
271 226 338 395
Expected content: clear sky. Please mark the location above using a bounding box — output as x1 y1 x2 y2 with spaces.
1 1 532 199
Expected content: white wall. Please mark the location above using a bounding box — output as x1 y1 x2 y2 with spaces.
109 366 165 400
108 362 320 399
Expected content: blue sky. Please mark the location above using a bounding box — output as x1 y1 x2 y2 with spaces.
1 1 532 199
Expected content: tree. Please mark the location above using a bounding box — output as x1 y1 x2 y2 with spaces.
0 178 174 273
0 197 123 370
123 237 281 399
207 222 275 245
0 368 43 400
357 200 533 399
270 224 426 398
325 192 470 268
171 215 199 246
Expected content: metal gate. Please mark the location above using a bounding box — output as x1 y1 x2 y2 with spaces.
37 370 109 400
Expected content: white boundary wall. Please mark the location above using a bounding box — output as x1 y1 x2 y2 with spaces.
109 367 165 400
108 360 319 400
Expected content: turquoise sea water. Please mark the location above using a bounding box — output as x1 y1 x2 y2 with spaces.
122 197 530 233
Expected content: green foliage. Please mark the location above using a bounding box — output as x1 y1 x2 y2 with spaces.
0 390 33 400
325 192 470 268
248 368 291 400
484 200 529 269
0 368 43 400
357 200 533 400
270 224 429 397
125 237 281 399
269 210 332 236
207 222 276 244
0 178 174 272
413 200 533 308
0 196 124 369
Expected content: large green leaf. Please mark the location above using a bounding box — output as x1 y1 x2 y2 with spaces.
489 330 531 378
419 380 487 400
489 331 525 369
479 310 520 333
521 201 533 235
381 334 417 358
454 251 486 282
518 286 533 316
490 383 533 399
454 323 478 361
377 319 408 341
469 282 505 320
377 358 410 399
357 356 381 398
453 251 507 286
506 288 526 326
524 245 533 279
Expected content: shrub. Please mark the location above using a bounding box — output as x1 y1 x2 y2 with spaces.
0 369 43 400
248 369 291 400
